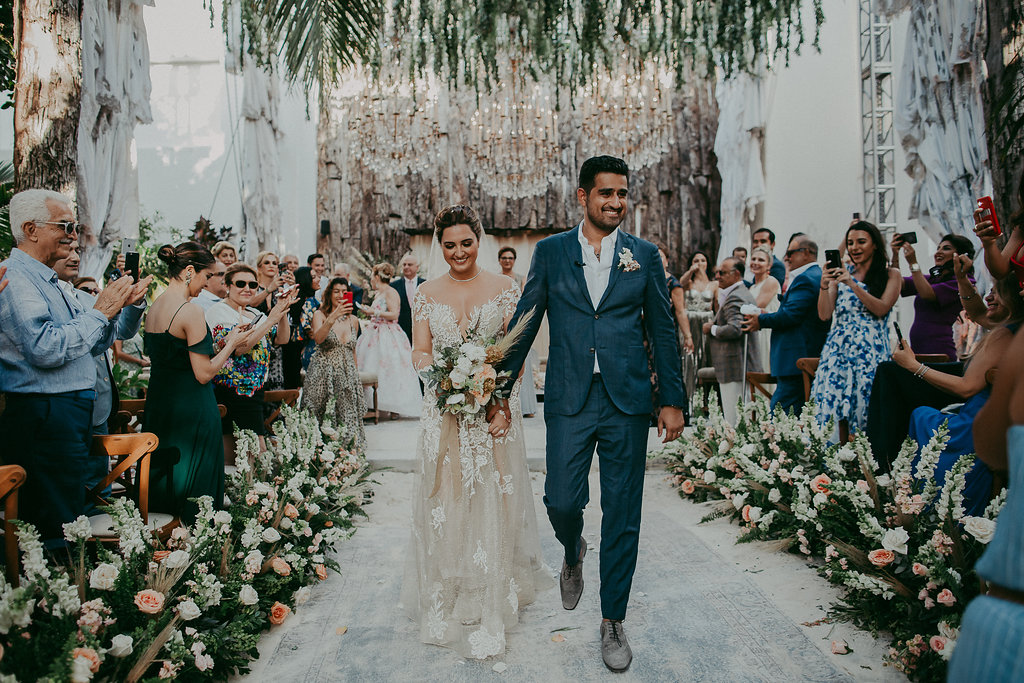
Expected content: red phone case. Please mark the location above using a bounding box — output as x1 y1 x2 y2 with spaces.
342 292 353 306
977 196 1002 237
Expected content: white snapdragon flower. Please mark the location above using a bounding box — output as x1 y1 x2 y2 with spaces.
62 516 92 543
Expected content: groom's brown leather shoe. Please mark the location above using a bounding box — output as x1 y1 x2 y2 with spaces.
600 620 632 672
560 538 586 610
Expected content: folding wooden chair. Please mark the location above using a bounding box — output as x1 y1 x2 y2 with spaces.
0 465 27 587
795 358 820 402
695 367 720 415
746 372 776 400
86 433 178 540
263 389 301 432
360 372 380 424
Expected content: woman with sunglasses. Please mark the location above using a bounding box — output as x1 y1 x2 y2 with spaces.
205 263 296 459
144 242 247 521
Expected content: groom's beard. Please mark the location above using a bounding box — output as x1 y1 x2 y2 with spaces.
586 204 626 232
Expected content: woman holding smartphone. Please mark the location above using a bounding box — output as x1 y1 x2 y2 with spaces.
301 278 365 451
811 220 901 442
206 263 295 458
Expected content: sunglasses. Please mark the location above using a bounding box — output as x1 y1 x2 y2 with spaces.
232 280 260 290
40 220 82 235
79 286 100 295
785 247 807 257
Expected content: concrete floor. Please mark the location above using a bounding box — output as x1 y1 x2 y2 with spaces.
242 407 906 682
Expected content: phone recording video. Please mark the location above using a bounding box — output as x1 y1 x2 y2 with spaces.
977 196 1002 237
898 231 918 245
893 320 905 350
825 249 842 271
121 237 140 281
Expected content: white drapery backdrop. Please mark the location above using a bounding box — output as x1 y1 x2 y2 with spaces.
882 0 991 254
78 0 154 279
713 62 773 264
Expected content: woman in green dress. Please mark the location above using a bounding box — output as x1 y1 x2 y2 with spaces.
143 242 246 521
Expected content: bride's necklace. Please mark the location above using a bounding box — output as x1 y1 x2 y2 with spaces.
448 268 481 283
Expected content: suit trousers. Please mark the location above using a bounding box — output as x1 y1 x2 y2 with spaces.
0 392 94 548
719 381 743 425
770 375 806 416
544 375 650 621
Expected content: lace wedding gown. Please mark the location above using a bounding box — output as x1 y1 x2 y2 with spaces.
401 283 552 659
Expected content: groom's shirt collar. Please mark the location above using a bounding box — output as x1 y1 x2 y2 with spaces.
576 222 619 265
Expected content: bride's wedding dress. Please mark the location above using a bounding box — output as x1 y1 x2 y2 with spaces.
401 282 551 659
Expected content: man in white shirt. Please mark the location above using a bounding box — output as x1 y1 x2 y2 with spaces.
390 253 424 342
194 261 228 311
308 253 329 300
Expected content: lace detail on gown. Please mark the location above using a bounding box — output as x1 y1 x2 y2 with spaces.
401 281 552 659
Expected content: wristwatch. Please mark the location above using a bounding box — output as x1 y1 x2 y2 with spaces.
909 263 921 273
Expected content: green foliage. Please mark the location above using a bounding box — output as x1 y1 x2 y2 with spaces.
0 159 14 259
0 1 14 109
113 362 149 399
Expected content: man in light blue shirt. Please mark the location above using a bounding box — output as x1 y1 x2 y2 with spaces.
0 189 149 547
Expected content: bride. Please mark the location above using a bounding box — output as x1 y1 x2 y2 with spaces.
401 204 551 659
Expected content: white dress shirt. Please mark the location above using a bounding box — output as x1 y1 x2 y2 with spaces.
577 223 619 373
404 276 419 303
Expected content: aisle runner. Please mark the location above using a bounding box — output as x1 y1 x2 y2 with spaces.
245 473 848 682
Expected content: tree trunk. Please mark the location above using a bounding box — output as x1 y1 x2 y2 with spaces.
13 0 81 199
982 0 1024 219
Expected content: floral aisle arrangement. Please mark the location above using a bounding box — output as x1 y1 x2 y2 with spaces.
650 396 1005 682
420 308 534 417
0 405 372 681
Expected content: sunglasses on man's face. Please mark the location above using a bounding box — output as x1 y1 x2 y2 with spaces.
39 220 82 236
232 280 260 290
785 247 807 257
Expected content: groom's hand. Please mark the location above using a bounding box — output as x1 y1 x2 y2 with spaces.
657 406 685 443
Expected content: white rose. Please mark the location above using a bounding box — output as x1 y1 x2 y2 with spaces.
70 655 93 683
703 470 717 484
238 584 259 606
875 474 891 488
446 392 466 405
177 599 202 621
962 516 996 544
740 444 757 456
813 492 828 508
881 526 910 555
280 517 294 531
305 502 321 516
747 506 762 523
213 511 232 525
164 550 190 569
89 563 119 591
768 488 782 503
244 550 264 574
320 424 339 440
262 527 282 543
107 634 134 657
837 446 857 462
732 493 747 510
294 586 312 605
455 356 473 373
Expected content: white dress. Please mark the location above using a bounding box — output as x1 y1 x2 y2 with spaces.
748 277 780 377
355 295 423 416
401 283 552 659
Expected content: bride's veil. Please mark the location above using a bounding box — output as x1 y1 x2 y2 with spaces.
424 224 502 281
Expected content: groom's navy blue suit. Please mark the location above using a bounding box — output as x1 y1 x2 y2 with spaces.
504 226 686 620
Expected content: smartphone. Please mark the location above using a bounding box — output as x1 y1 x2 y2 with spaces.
852 212 861 220
342 291 354 307
893 320 905 350
121 237 140 281
825 249 841 270
898 231 918 245
977 196 1002 236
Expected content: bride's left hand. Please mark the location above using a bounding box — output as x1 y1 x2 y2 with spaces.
487 407 511 438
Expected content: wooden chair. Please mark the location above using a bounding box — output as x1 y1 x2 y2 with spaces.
746 372 776 400
86 433 178 540
795 358 820 402
695 367 720 415
0 465 27 587
262 389 301 432
113 400 226 434
360 372 379 424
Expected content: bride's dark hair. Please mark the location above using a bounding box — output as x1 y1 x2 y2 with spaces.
434 205 482 243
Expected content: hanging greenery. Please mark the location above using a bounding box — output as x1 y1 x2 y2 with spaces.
227 0 824 96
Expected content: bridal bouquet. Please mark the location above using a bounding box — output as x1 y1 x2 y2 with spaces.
421 309 534 417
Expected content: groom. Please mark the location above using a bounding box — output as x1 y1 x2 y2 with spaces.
500 156 686 672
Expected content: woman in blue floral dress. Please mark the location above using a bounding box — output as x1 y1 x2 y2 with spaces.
811 221 901 442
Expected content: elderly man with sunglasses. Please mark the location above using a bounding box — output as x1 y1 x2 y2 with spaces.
0 189 150 549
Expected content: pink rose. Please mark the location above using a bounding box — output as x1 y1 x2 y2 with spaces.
867 549 895 567
283 503 299 519
936 589 957 606
270 557 291 576
315 564 328 581
924 598 936 609
912 563 928 577
71 647 101 673
134 589 165 614
269 601 291 625
856 480 870 493
930 635 947 653
810 474 832 494
831 639 849 655
680 480 696 495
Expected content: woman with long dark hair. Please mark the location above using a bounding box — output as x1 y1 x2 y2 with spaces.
678 250 717 401
283 265 321 384
811 220 902 442
890 232 975 358
143 242 246 520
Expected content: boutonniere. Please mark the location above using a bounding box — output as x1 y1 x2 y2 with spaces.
617 247 641 272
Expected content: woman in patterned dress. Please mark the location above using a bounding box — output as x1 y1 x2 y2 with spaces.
401 205 550 660
678 251 717 402
811 221 901 442
301 278 365 452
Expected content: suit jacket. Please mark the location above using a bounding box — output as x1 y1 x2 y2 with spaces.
74 289 145 427
504 227 686 417
390 276 425 342
708 284 760 383
770 255 786 287
757 264 829 377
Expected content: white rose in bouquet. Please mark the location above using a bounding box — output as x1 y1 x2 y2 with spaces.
262 527 282 543
107 634 134 657
881 527 910 554
962 516 996 544
244 550 264 574
213 511 232 525
446 393 466 406
703 470 717 484
177 599 202 621
89 562 119 591
238 584 260 606
768 488 782 503
732 493 748 510
164 550 190 569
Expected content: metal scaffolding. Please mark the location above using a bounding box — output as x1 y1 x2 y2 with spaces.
858 2 897 234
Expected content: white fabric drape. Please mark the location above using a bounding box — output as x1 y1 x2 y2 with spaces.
78 0 154 279
239 63 284 253
884 0 991 248
713 64 772 264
